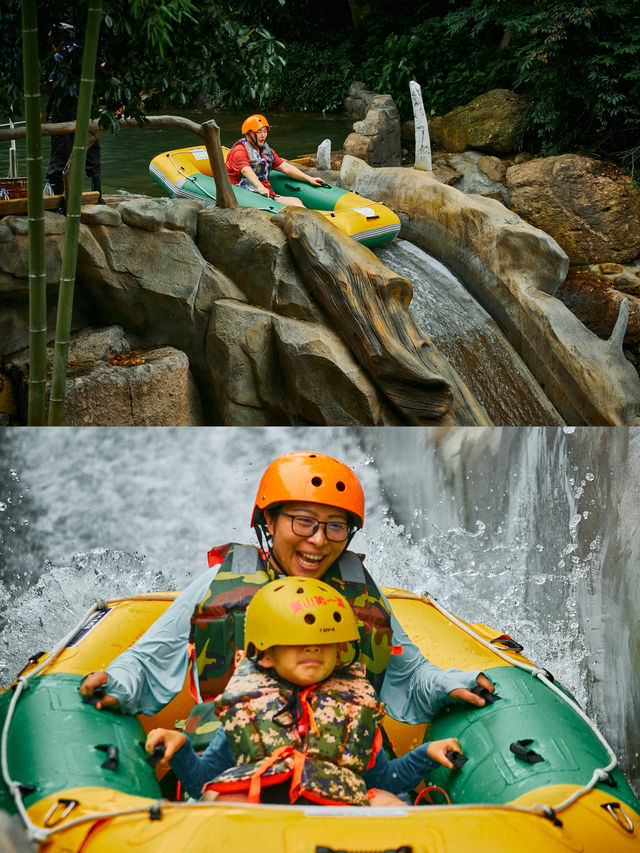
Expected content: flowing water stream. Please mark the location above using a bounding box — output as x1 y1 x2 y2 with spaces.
376 241 560 424
1 426 637 794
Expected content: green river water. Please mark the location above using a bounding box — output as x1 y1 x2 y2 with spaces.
1 109 354 197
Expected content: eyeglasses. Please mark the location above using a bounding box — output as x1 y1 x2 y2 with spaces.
279 512 351 542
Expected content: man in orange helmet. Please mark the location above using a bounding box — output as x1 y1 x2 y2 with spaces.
81 452 493 731
225 114 324 206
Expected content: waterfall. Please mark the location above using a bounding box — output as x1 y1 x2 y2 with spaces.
375 241 562 424
1 425 637 794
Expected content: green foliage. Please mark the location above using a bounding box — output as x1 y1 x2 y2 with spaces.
268 39 358 112
445 0 640 155
0 0 25 118
355 17 515 116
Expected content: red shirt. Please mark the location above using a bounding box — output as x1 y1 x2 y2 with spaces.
225 140 283 185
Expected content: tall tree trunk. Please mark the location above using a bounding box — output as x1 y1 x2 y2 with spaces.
21 0 47 425
48 0 103 425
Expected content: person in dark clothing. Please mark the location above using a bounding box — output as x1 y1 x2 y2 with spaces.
45 22 103 204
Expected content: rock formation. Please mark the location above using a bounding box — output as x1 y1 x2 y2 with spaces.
427 89 532 155
1 196 488 426
343 92 402 167
339 156 640 425
506 154 640 264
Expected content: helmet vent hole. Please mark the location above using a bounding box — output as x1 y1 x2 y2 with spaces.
311 476 322 487
296 586 304 594
336 481 345 491
333 612 342 623
304 613 316 625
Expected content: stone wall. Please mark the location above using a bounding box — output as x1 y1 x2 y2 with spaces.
1 196 485 426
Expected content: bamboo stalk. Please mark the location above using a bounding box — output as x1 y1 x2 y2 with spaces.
21 0 47 425
48 0 103 425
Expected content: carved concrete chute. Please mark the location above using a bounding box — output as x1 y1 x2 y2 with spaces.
339 156 640 426
273 206 490 426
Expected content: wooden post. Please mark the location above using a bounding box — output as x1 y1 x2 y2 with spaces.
200 119 236 209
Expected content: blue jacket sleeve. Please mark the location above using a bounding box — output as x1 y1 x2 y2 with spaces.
379 591 486 724
169 727 235 800
105 568 217 715
363 742 438 794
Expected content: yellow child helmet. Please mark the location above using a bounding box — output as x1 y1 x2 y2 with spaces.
251 452 365 530
242 114 270 134
244 577 360 652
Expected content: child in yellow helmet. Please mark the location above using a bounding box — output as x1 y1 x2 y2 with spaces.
146 578 464 806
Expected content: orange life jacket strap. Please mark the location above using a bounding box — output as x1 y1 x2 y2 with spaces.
248 745 297 804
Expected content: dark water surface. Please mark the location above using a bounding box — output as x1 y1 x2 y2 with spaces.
1 109 354 196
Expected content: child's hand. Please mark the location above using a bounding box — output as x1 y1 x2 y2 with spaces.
145 728 187 766
427 738 463 769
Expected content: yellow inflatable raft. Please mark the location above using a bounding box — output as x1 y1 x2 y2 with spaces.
2 590 639 852
149 146 401 248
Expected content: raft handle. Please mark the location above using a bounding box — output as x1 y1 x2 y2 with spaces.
283 182 301 192
470 685 500 704
43 798 79 827
95 743 119 771
446 750 468 770
490 634 524 653
82 685 106 707
601 801 635 834
510 739 544 764
145 743 166 770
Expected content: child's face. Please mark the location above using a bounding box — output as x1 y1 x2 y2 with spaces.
259 642 338 686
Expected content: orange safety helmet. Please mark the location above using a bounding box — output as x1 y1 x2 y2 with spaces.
251 452 365 530
242 114 270 135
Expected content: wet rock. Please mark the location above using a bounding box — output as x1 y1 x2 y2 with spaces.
344 94 402 167
506 154 640 264
274 205 489 425
428 89 531 155
613 274 640 297
0 225 12 243
557 269 640 345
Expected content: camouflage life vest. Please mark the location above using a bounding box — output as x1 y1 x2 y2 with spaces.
204 657 385 805
189 543 394 701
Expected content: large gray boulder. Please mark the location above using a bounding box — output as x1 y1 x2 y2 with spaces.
507 154 640 264
428 89 531 155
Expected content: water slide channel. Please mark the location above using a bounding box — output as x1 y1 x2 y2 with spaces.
376 240 560 425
